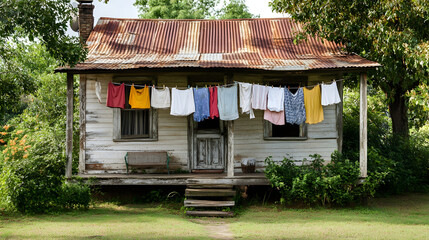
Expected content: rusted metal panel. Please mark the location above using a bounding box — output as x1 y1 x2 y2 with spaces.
58 18 380 72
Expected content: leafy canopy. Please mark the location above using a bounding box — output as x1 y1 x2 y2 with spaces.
270 0 429 136
134 0 258 19
0 0 87 67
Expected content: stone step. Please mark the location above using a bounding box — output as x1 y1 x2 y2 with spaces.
186 211 234 217
185 188 236 197
184 199 235 207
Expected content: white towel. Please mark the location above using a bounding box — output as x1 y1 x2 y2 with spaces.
251 85 269 110
151 87 170 109
267 86 284 112
95 81 102 104
170 88 195 116
239 82 255 119
321 81 341 106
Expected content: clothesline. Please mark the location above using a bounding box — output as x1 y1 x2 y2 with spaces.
110 79 345 90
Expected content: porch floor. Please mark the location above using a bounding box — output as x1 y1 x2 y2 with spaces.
77 172 269 186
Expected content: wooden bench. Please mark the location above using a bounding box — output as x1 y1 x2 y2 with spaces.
124 151 170 174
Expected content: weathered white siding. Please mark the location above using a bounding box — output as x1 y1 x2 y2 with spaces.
84 74 189 174
82 72 341 174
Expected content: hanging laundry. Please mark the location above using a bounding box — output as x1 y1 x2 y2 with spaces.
129 84 150 109
321 81 341 106
217 84 239 121
151 87 170 109
209 87 219 119
170 88 195 116
95 81 102 104
267 86 284 112
238 82 255 119
106 82 125 109
284 88 306 125
303 85 324 124
264 110 285 125
193 88 210 122
251 84 269 110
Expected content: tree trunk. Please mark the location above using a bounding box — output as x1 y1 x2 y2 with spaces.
388 89 409 137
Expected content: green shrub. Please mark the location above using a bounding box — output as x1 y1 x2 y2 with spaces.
59 183 91 209
343 87 429 194
265 152 386 206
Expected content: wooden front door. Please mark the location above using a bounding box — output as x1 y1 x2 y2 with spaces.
191 118 225 171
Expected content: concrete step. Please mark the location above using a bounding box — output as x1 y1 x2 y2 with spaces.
184 199 235 207
185 188 236 197
186 210 234 217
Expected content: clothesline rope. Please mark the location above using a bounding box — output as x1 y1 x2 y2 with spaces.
111 79 345 90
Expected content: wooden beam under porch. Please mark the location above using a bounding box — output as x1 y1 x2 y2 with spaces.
77 173 269 186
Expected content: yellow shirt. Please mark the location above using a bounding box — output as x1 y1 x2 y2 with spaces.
129 85 150 109
303 85 324 124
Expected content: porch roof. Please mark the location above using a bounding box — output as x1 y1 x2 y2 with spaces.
57 18 380 73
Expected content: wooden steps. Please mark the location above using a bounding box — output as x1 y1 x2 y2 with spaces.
186 211 234 217
184 200 235 207
184 184 235 217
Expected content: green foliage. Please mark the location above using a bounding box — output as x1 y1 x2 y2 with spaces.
0 63 85 213
0 0 87 67
270 0 429 136
134 0 218 19
265 153 386 206
343 86 429 194
134 0 257 19
218 0 259 19
0 43 57 124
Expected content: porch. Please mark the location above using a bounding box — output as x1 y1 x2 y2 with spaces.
77 172 269 186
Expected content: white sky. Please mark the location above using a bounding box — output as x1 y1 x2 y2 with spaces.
67 0 287 36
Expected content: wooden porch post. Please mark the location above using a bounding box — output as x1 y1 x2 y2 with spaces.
65 73 74 178
359 72 368 178
227 121 235 177
79 76 86 174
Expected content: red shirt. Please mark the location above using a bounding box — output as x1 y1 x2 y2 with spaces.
106 82 125 109
209 87 219 119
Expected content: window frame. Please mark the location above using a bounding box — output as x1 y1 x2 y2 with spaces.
262 76 308 141
112 76 158 142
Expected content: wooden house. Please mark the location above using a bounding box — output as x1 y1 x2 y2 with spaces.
57 0 379 187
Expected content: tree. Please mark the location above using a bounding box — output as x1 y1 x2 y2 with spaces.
218 0 259 19
0 0 86 67
134 0 257 19
269 0 429 137
134 0 217 19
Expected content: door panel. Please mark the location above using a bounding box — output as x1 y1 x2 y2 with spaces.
192 118 225 170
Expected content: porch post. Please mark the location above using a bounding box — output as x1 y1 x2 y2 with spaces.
65 73 74 178
227 121 235 177
359 72 368 178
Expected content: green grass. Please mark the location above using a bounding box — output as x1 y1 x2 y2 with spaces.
1 194 429 239
228 193 429 239
0 203 210 240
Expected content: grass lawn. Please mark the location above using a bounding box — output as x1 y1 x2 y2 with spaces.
0 193 428 239
229 193 429 239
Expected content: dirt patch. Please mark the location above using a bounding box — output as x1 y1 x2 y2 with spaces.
191 219 234 240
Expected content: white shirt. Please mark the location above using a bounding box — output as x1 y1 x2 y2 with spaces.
251 85 269 110
170 88 195 116
239 82 255 119
321 81 341 106
267 86 284 112
151 87 170 109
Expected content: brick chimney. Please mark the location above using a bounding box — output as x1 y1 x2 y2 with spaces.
77 0 94 43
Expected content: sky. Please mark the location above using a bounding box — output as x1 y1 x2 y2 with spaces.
68 0 287 36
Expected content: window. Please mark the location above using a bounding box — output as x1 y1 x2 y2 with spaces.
263 77 307 140
113 77 158 141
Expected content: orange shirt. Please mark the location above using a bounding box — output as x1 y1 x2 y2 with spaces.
129 85 150 109
303 85 324 124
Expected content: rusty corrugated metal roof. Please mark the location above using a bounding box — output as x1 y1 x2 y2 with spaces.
58 17 380 72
